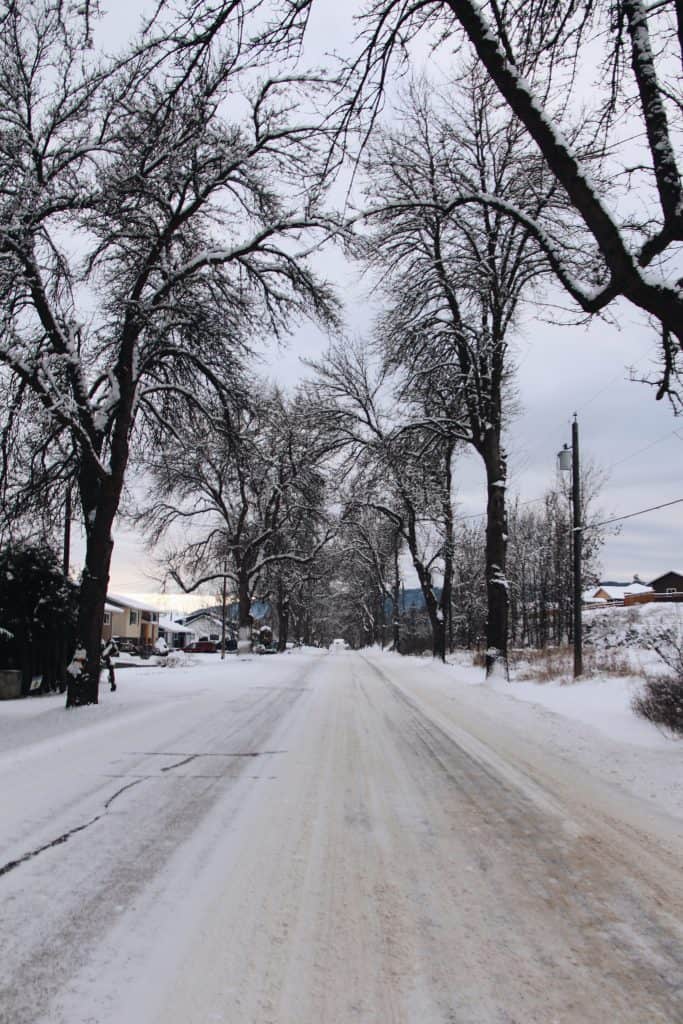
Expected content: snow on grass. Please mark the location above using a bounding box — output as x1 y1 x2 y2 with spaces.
489 672 665 749
0 650 307 766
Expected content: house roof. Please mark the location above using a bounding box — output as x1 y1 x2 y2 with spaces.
648 570 683 586
107 592 162 613
159 616 194 634
593 581 653 600
182 606 225 624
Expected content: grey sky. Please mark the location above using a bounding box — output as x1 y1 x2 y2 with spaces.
77 1 681 593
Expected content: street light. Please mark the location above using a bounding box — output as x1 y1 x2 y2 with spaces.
558 414 582 677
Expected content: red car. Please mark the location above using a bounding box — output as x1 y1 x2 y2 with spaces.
185 640 218 653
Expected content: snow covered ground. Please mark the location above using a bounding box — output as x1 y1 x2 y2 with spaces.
0 639 681 1023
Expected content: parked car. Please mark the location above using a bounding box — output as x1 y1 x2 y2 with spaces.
185 640 219 653
113 637 138 655
111 637 154 658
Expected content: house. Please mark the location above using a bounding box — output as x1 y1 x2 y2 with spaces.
105 594 161 648
158 616 196 650
179 606 230 643
179 601 273 642
589 576 654 605
101 602 121 640
648 571 683 597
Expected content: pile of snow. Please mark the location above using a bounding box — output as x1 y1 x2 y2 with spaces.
158 649 190 668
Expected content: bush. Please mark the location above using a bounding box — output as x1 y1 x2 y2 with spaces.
0 543 78 694
632 675 683 735
632 619 683 735
509 645 635 683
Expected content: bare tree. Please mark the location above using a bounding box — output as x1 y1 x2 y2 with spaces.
143 386 335 651
254 388 338 650
506 469 609 649
336 0 683 404
360 72 550 674
311 340 457 660
0 2 338 703
339 496 404 649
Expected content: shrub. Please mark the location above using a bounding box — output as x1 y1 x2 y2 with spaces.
632 620 683 735
632 676 683 735
509 645 636 683
0 543 78 694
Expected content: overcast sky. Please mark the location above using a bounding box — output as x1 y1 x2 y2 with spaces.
79 1 682 596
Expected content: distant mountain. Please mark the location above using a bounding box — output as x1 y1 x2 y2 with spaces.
383 587 439 613
400 587 429 610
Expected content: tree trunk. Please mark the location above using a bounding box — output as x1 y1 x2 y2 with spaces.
66 447 124 708
483 439 509 677
404 509 447 662
236 568 252 654
276 579 290 652
439 449 455 660
431 611 446 661
66 509 115 706
391 532 401 654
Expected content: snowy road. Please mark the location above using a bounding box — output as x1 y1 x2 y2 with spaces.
0 650 681 1023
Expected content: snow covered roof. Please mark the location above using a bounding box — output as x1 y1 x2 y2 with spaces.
593 581 653 600
182 607 225 624
107 593 163 613
626 582 654 594
104 602 119 613
159 616 194 634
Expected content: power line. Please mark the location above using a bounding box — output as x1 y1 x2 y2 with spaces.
454 496 544 523
574 368 632 414
585 496 683 530
607 428 682 471
456 495 683 531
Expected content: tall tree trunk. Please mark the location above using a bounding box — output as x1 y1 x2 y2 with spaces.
66 438 127 706
276 579 290 652
405 509 447 662
391 530 401 653
66 359 133 707
66 507 115 706
236 565 252 653
483 437 509 677
439 449 455 659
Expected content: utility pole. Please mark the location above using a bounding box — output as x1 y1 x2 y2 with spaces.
63 486 71 578
220 557 228 661
558 415 582 677
571 415 583 677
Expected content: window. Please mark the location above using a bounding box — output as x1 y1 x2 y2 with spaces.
129 610 139 625
103 611 111 625
666 587 676 594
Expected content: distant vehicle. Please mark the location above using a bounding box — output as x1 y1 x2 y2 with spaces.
185 640 218 653
112 637 138 655
330 638 346 651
